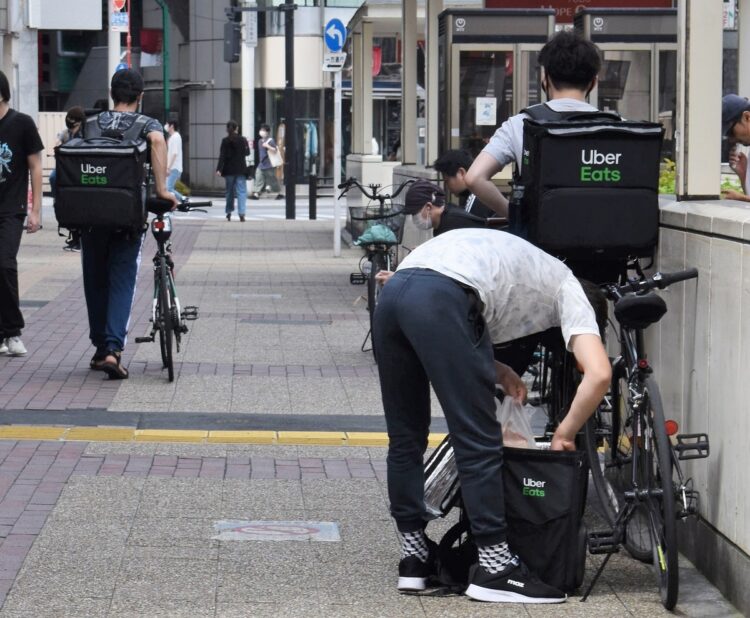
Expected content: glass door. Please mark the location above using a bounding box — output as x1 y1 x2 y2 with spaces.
592 46 652 121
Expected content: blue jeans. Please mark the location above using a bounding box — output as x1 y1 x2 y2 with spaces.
224 175 247 216
167 168 184 202
372 268 507 547
80 229 144 352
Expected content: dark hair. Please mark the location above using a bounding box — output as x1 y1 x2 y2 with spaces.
226 120 239 134
538 31 601 92
65 106 86 124
578 279 608 339
166 119 180 131
260 123 271 132
0 70 10 103
110 69 144 105
433 150 473 177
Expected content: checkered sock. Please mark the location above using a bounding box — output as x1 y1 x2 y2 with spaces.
399 529 429 562
478 542 518 574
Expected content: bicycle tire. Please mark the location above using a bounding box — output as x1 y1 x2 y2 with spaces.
643 377 679 610
168 269 182 353
157 256 174 382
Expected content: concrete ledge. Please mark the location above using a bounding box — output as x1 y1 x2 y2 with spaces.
660 196 750 240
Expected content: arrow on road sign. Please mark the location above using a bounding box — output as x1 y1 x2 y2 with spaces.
324 18 346 53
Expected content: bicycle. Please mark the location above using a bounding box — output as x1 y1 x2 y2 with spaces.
581 263 709 610
339 177 414 352
134 197 213 381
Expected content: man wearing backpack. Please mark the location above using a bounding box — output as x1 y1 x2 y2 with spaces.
0 70 44 358
79 69 177 379
465 31 601 216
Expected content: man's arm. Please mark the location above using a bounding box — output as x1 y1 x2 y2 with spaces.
464 152 509 217
495 361 527 402
26 152 43 233
148 131 178 206
551 334 611 451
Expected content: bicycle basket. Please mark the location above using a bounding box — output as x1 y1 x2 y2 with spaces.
348 206 406 246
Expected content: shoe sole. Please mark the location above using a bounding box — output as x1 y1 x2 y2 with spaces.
465 584 566 604
397 576 427 592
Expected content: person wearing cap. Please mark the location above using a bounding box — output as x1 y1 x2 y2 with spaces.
432 150 495 219
721 94 750 202
403 179 486 236
373 227 610 603
79 68 177 380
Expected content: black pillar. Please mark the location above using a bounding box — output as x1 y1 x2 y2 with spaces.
283 0 296 219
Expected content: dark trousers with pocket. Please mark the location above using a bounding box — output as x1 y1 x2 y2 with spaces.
0 214 26 339
373 268 508 547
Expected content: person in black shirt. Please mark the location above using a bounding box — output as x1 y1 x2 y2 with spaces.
403 179 485 236
433 150 495 220
216 120 249 221
0 70 44 357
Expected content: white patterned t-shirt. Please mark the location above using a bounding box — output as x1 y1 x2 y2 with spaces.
396 228 600 349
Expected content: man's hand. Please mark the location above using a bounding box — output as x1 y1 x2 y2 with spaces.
729 149 747 180
157 188 179 210
551 428 577 451
375 270 394 285
495 362 527 403
26 211 41 234
722 189 748 202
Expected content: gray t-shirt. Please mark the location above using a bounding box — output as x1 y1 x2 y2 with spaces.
481 98 598 172
397 228 600 349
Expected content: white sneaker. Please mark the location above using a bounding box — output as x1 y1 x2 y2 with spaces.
0 341 7 355
5 337 27 356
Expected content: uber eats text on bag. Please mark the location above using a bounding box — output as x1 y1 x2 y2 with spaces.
54 114 151 231
512 104 664 261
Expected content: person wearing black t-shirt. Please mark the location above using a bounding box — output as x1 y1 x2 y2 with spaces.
402 180 485 236
0 70 44 358
433 150 495 220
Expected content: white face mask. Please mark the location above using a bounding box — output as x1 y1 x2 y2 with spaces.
259 130 268 138
411 210 433 230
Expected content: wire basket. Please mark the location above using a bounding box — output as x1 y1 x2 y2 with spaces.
348 205 406 245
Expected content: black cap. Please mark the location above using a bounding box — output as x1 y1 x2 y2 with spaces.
111 68 144 97
722 94 750 137
403 180 445 215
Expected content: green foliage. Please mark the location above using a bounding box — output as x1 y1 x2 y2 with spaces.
658 158 676 194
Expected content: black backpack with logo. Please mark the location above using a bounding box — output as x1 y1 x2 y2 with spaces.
54 113 151 230
511 103 664 261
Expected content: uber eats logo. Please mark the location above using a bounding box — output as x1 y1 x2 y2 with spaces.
522 477 546 498
80 163 108 185
580 149 622 182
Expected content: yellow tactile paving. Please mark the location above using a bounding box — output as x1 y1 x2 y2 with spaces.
65 427 135 442
345 432 389 447
427 433 448 447
207 430 276 444
0 426 67 440
278 431 346 445
134 429 208 443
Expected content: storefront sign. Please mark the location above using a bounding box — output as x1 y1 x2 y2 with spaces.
484 1 673 24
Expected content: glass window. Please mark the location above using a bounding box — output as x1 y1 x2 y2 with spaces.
598 50 651 121
658 50 676 161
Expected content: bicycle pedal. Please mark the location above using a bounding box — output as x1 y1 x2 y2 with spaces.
587 530 621 555
134 336 153 343
182 306 199 320
675 433 710 460
350 272 367 285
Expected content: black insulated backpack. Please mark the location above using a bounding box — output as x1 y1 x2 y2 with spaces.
513 103 665 261
54 114 151 230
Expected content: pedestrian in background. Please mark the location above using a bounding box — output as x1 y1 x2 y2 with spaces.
0 69 44 357
216 120 249 221
721 94 750 202
250 123 283 201
165 119 185 204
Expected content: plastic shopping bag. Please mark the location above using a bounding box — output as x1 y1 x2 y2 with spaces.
423 436 460 519
496 397 537 449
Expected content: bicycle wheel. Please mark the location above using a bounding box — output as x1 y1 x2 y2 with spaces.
643 378 679 610
584 365 653 561
156 256 174 382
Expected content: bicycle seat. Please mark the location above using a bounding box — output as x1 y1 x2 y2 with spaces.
614 292 667 329
146 197 175 216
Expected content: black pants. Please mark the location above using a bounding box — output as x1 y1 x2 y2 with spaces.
373 268 507 547
0 214 25 339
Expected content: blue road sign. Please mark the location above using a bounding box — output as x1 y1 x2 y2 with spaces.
324 18 346 53
115 62 128 72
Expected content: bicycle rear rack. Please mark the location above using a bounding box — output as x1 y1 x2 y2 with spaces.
675 433 709 460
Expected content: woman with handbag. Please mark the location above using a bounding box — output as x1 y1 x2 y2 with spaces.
216 120 249 221
250 123 284 201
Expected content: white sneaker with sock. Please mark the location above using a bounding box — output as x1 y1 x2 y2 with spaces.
5 337 27 356
0 341 7 355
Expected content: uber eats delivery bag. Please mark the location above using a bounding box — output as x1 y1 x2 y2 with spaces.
424 438 588 593
517 112 664 260
54 114 150 230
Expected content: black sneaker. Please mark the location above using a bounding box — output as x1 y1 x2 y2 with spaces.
397 537 437 592
465 561 566 604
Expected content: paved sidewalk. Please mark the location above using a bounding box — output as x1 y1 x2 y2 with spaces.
0 198 740 616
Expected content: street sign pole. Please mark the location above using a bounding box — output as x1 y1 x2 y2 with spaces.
333 68 342 257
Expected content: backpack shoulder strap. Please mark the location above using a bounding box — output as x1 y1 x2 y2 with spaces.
83 115 102 139
121 114 152 143
521 103 621 123
521 103 563 121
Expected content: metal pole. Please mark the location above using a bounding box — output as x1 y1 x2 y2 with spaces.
155 0 170 122
283 0 296 219
107 0 120 108
333 70 342 257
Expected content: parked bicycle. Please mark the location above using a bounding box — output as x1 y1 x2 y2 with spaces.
581 263 709 610
339 177 413 352
135 197 212 381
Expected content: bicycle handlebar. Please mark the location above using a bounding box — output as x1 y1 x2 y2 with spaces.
337 176 414 201
611 267 698 298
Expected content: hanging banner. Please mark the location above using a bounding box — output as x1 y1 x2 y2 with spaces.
483 1 673 24
111 0 129 33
